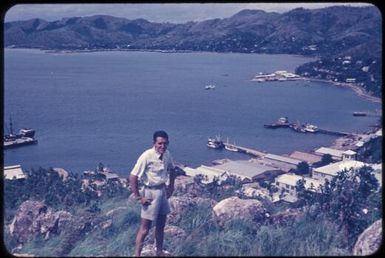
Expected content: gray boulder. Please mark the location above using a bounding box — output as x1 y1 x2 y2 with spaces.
212 196 266 226
168 196 217 224
353 219 382 255
9 200 73 243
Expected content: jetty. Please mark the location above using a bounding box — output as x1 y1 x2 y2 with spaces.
223 142 266 158
264 117 351 136
317 128 350 136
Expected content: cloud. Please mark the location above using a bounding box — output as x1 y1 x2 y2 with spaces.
4 3 375 23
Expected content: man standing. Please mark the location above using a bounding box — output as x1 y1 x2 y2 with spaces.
130 130 175 256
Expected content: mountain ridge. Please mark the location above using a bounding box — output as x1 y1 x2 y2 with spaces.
5 6 381 58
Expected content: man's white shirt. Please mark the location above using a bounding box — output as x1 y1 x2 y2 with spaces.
130 147 174 186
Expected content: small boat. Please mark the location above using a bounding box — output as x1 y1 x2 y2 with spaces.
353 112 367 117
205 84 216 90
225 145 238 152
304 123 318 133
4 117 38 149
224 137 238 152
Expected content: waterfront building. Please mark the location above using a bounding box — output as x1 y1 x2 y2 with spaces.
264 153 302 172
341 150 357 161
314 147 345 160
274 173 322 203
289 151 322 165
212 159 281 182
312 160 366 183
4 165 26 180
183 165 229 185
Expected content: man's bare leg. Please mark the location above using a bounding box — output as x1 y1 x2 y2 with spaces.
155 214 167 256
135 218 152 256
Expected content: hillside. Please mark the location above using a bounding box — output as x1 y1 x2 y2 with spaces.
4 6 382 96
4 6 381 57
3 166 382 256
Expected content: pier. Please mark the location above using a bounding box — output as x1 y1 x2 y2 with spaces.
223 143 266 157
317 128 351 136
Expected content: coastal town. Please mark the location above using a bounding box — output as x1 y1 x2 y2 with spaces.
3 4 382 256
5 117 382 204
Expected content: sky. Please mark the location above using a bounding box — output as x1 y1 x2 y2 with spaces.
3 2 375 23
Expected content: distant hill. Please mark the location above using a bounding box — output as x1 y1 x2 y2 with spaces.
4 6 381 58
4 6 382 97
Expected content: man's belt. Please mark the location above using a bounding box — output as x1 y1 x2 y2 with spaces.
144 183 166 189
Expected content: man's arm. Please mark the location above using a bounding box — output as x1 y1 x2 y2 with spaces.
129 174 141 200
166 167 175 198
130 174 152 205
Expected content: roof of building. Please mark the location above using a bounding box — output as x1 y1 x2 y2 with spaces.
343 150 357 155
276 174 322 191
314 147 345 158
183 166 225 184
100 172 120 180
265 154 302 165
313 160 366 176
4 165 26 180
289 151 322 164
213 160 278 179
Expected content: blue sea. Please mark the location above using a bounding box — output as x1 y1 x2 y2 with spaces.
3 49 381 176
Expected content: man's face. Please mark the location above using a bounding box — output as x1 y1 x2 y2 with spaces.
154 136 169 155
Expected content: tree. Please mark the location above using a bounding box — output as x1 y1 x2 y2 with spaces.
320 154 333 166
326 166 380 247
295 161 310 175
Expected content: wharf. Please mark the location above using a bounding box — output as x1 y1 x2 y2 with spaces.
317 128 350 136
223 143 266 158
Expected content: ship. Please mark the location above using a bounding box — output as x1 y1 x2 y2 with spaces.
3 117 38 149
289 122 306 133
304 123 318 133
264 117 290 129
207 135 224 149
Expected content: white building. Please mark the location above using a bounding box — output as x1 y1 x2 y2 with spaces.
264 153 302 172
4 165 26 180
274 173 322 203
314 147 346 160
312 160 366 183
212 160 280 182
183 165 229 185
341 150 357 161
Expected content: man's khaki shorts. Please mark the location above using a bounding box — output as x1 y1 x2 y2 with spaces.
140 187 170 221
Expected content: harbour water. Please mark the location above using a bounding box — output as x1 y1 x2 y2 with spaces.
4 49 381 176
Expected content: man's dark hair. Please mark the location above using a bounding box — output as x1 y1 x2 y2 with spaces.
153 130 169 142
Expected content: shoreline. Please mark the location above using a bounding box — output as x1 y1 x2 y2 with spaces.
303 77 381 104
7 47 380 104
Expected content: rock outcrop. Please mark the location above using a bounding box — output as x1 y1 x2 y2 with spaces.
9 200 73 243
267 208 301 227
147 225 187 245
353 219 382 256
168 196 217 224
212 196 267 226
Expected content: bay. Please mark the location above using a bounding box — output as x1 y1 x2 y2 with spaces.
3 49 380 176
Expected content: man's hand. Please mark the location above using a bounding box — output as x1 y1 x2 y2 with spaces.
139 196 153 205
166 186 174 199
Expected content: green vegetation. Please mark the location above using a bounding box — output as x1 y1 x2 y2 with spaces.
313 154 333 168
294 161 310 175
358 136 382 163
4 164 382 256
